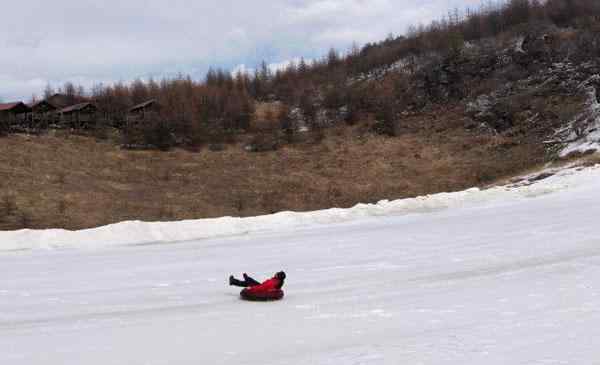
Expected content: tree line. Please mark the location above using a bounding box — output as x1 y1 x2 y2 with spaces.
33 0 600 147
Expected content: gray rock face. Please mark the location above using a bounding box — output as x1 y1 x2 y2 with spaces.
288 107 309 132
287 105 349 132
466 95 494 120
464 61 600 135
465 94 516 132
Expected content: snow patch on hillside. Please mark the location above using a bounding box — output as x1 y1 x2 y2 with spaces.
349 56 421 84
557 75 600 157
515 36 525 53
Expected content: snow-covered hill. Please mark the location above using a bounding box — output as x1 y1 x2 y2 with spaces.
1 163 600 364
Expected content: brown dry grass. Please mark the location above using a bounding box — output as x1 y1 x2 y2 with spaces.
0 107 548 230
252 102 283 131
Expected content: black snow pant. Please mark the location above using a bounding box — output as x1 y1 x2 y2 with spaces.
230 274 261 287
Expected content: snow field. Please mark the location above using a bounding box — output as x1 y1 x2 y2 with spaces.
1 163 599 364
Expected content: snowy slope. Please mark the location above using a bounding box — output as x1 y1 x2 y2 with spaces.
1 164 600 364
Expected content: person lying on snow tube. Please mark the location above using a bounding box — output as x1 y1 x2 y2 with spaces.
229 271 286 301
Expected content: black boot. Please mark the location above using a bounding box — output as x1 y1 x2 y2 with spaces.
230 276 249 287
242 273 261 286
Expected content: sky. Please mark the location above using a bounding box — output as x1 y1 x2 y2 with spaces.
0 0 481 101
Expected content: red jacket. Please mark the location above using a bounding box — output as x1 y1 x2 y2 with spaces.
240 275 285 301
246 276 283 293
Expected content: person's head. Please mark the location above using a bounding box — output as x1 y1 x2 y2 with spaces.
275 271 286 281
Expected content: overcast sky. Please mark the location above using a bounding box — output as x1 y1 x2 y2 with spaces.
1 0 480 101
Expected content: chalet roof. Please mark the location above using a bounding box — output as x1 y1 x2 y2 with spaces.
46 93 72 108
0 102 21 111
49 93 65 98
28 100 58 110
59 102 97 114
0 102 32 113
129 99 158 113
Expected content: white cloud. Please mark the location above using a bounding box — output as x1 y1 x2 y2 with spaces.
0 0 482 101
287 0 391 22
231 64 254 76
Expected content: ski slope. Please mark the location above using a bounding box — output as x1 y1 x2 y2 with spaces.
1 164 600 364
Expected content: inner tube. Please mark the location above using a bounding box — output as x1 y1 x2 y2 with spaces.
240 288 284 301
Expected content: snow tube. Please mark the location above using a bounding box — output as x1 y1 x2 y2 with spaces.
240 287 284 301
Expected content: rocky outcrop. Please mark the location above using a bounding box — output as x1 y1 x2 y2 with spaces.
551 74 600 157
464 61 600 137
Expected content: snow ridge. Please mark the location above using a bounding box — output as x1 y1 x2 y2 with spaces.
1 165 598 252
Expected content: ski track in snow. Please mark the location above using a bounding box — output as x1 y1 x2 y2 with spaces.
0 164 600 364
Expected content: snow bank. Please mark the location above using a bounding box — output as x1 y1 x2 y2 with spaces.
1 165 598 252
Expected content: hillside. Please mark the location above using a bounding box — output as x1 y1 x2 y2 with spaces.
0 112 546 230
1 0 600 230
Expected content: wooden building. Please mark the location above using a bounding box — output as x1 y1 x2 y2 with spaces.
46 93 73 109
29 100 58 128
58 102 98 129
0 102 32 129
127 99 160 123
